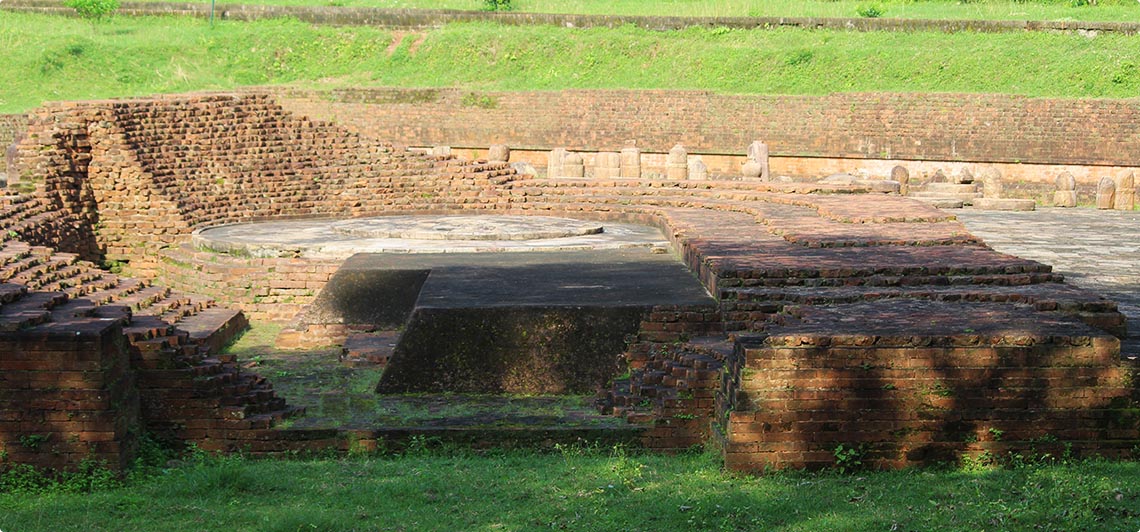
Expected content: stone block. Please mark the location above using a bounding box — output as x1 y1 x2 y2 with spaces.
1096 177 1116 209
487 144 510 162
562 152 585 178
665 144 687 180
1113 170 1134 211
595 151 621 179
619 145 641 178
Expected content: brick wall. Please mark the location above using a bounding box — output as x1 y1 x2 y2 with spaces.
276 88 1140 189
718 302 1139 470
0 114 27 150
14 94 518 275
158 246 341 322
0 321 140 472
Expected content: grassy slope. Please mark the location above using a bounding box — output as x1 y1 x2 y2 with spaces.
151 0 1140 22
4 12 1140 113
0 452 1137 531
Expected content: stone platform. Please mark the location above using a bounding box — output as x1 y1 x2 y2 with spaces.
193 215 668 258
279 248 716 394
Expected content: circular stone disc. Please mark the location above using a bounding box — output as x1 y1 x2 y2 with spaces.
330 215 604 241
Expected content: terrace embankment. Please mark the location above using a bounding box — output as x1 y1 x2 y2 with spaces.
274 87 1140 201
0 92 1135 473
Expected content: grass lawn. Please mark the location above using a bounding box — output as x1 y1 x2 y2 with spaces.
4 11 1140 114
146 0 1140 23
0 450 1138 531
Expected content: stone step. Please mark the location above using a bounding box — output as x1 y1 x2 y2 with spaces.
910 191 982 204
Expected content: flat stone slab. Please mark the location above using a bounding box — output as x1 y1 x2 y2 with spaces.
193 215 667 259
340 248 715 309
331 215 603 241
972 198 1036 211
956 207 1140 358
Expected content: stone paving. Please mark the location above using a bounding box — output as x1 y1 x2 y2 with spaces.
955 207 1140 356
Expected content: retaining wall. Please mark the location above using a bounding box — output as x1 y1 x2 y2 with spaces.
275 88 1140 197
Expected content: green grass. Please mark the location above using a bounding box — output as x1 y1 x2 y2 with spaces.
1 450 1138 531
221 322 622 429
151 0 1140 23
5 11 1140 114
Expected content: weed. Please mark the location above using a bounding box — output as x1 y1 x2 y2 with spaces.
785 49 814 67
833 443 865 474
481 0 512 11
18 434 48 451
65 0 119 25
856 4 885 18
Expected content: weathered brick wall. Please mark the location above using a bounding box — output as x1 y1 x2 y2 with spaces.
0 114 27 150
718 303 1139 471
158 246 341 322
15 94 518 274
276 88 1140 186
0 322 140 472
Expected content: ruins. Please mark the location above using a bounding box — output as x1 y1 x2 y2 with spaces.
0 92 1136 473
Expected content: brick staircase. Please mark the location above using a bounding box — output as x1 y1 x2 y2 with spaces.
0 227 301 453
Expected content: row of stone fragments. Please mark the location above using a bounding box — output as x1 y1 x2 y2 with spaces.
426 140 774 181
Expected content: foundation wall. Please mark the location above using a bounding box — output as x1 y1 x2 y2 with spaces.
721 336 1139 471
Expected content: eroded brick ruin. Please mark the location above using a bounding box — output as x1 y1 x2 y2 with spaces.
1 93 1136 472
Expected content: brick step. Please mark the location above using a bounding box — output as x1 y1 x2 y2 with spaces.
112 285 171 311
39 265 105 293
0 290 69 313
0 242 33 265
0 283 27 304
720 283 1115 310
45 299 103 320
123 315 179 342
81 277 148 306
341 330 400 366
240 406 307 429
174 307 248 357
12 256 80 289
717 272 1064 290
158 294 214 323
133 293 196 319
0 253 46 282
61 274 120 300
